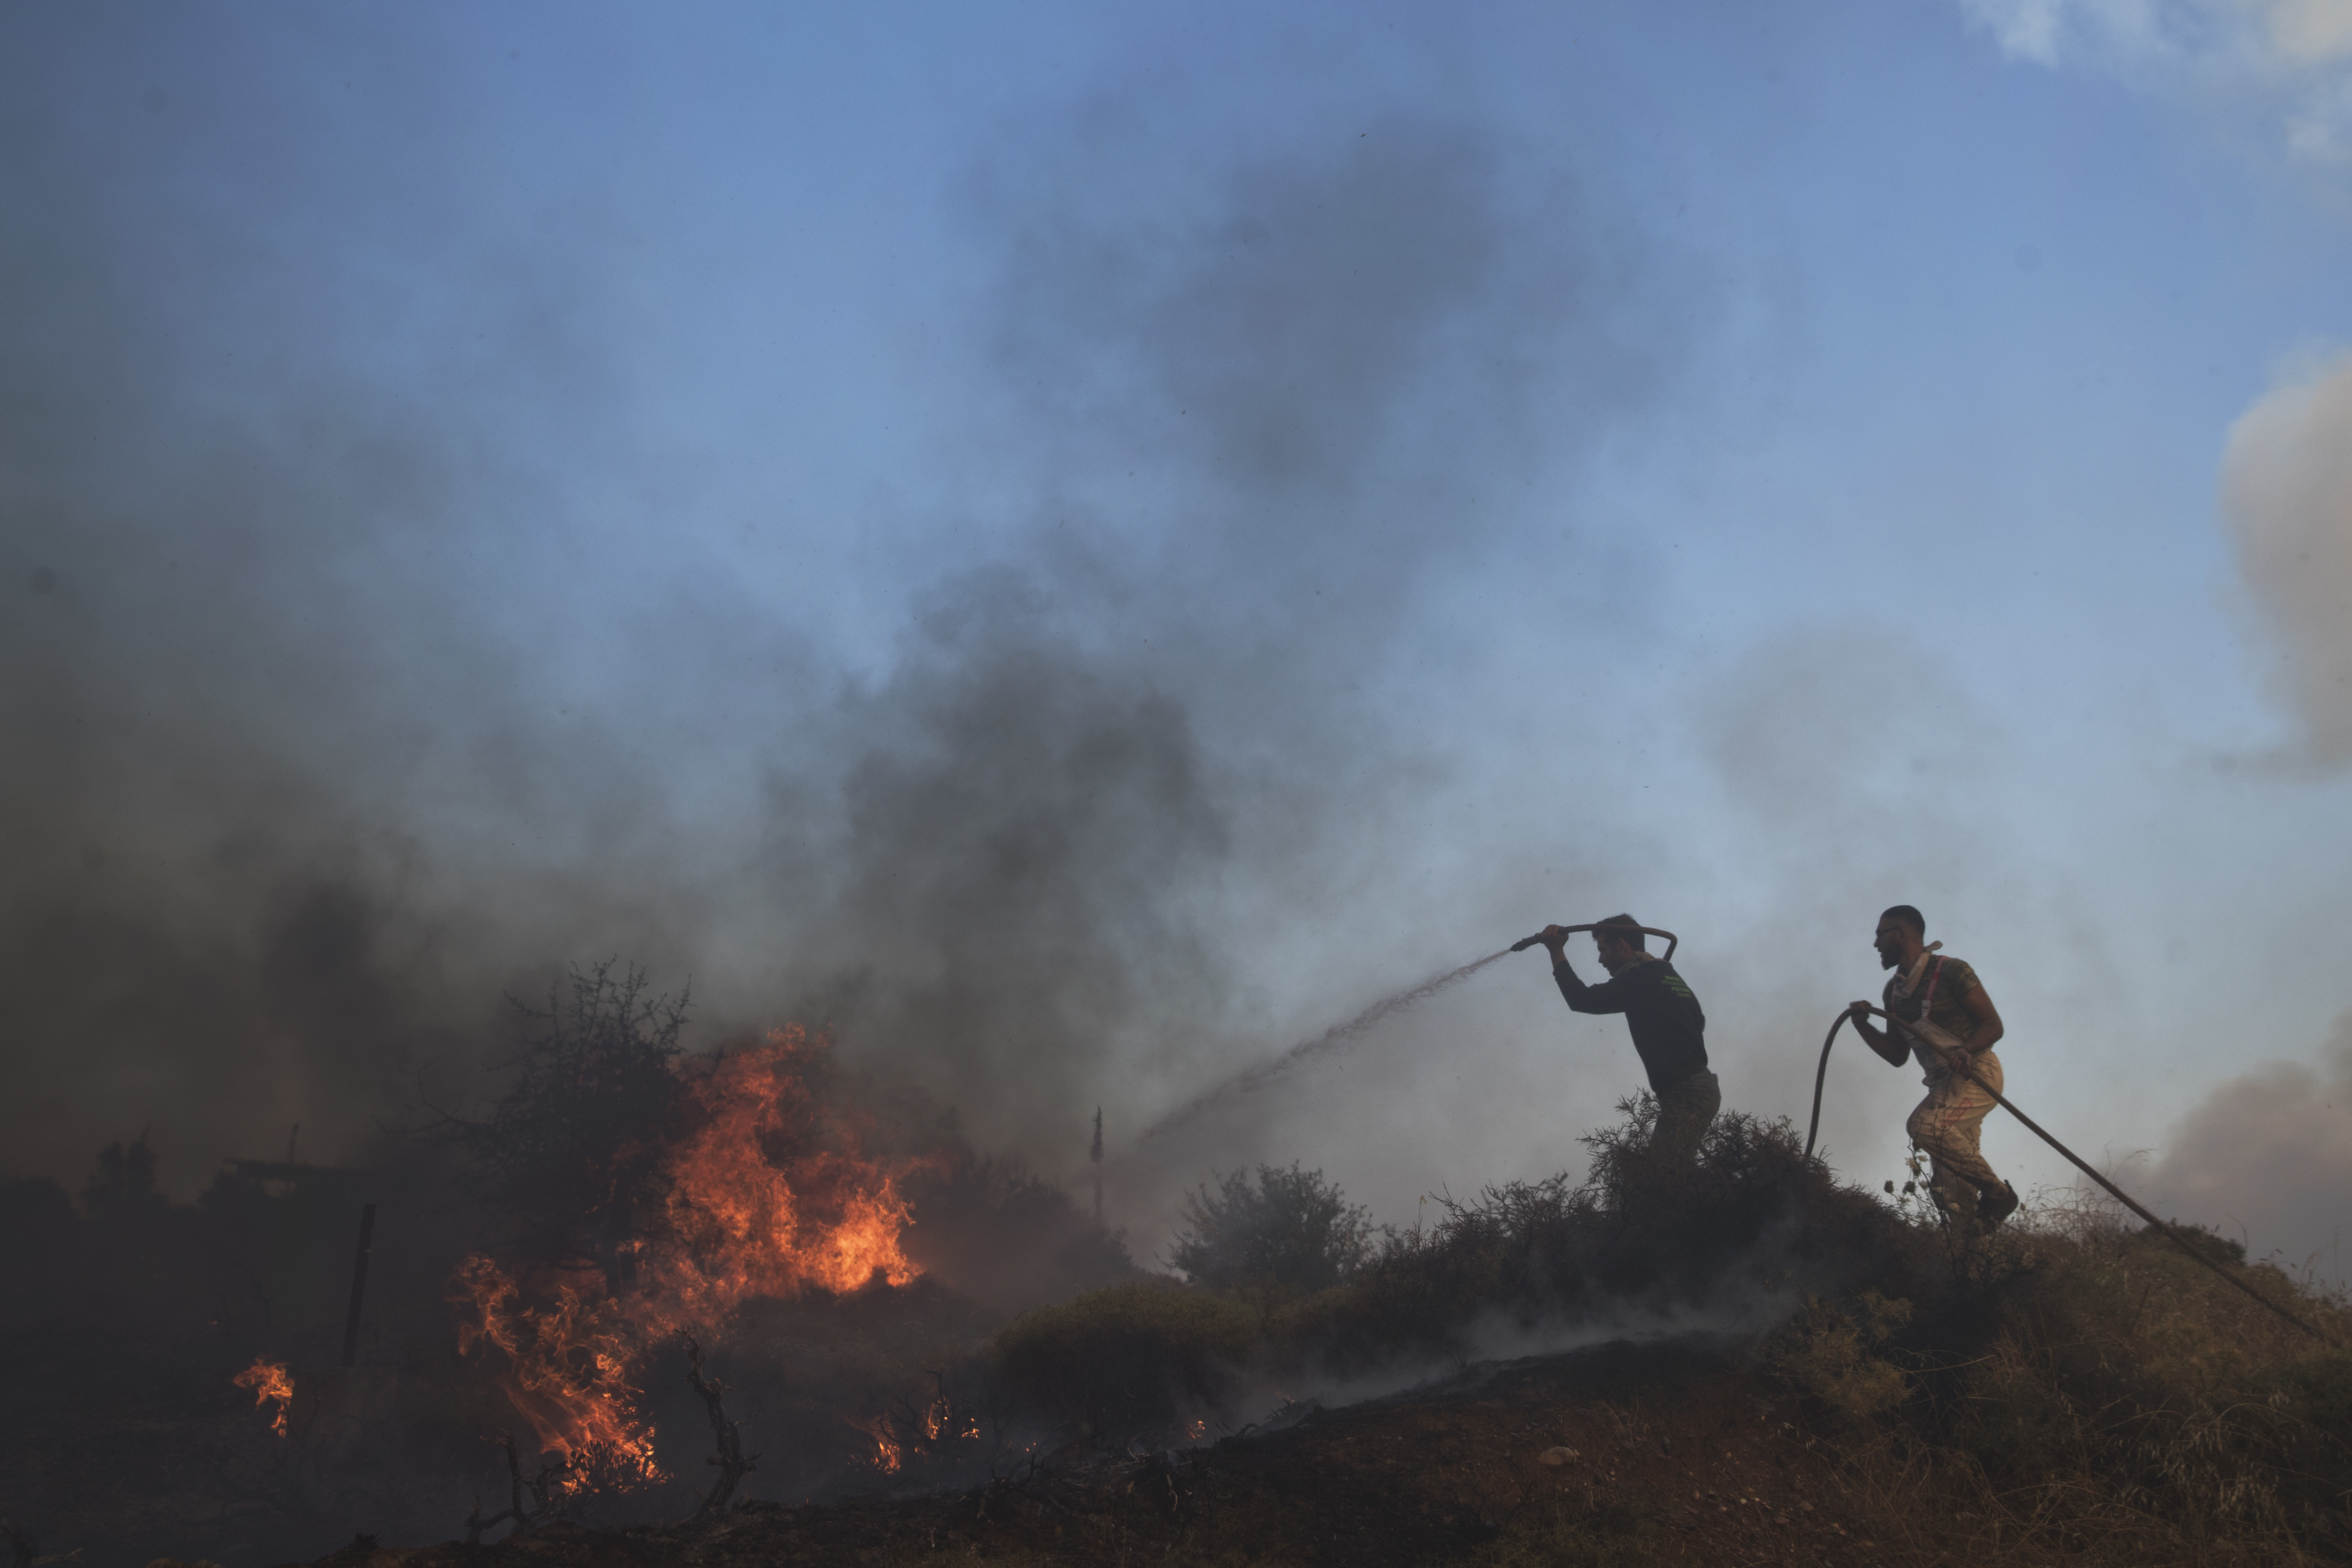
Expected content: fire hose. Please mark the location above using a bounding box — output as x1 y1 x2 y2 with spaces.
1807 1004 2329 1344
1510 924 1680 960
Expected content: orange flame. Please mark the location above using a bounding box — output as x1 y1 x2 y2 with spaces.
453 1256 664 1487
451 1026 937 1487
638 1027 926 1328
858 1415 904 1473
233 1355 294 1437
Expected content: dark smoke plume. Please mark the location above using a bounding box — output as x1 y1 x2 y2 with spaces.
1 11 1681 1232
2139 1011 2352 1281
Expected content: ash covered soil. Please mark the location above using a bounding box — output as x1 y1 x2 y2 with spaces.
27 1105 2352 1568
267 1339 1877 1568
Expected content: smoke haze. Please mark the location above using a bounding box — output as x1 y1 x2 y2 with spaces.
5 2 2352 1283
2141 1010 2352 1277
0 10 1679 1233
2224 347 2352 767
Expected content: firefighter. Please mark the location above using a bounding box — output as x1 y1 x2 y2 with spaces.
1541 915 1718 1165
1846 905 2020 1231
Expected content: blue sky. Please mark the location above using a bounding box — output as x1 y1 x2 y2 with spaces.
5 0 2349 1272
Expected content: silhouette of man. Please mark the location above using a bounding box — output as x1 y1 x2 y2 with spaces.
1846 905 2020 1232
1542 915 1718 1165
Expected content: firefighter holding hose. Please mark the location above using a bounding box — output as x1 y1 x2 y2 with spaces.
1847 905 2021 1232
1540 915 1719 1165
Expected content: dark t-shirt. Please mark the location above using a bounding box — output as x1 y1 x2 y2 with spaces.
1554 957 1709 1095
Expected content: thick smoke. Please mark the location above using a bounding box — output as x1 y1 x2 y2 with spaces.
2140 1010 2352 1280
0 6 772 1190
1 6 1680 1231
2223 346 2352 768
764 115 1684 1199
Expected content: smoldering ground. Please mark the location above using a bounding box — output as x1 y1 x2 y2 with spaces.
0 10 1695 1252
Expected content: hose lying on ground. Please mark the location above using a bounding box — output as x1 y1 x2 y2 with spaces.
1807 1004 2330 1345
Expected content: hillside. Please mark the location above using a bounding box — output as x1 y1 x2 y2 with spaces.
213 1106 2352 1568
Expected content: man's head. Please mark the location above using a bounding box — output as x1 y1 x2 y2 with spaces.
1593 914 1647 975
1874 905 1927 970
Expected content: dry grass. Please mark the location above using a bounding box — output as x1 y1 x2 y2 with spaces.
989 1112 2352 1564
1755 1192 2352 1565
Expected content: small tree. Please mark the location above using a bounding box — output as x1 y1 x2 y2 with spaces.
418 961 687 1289
1168 1163 1372 1294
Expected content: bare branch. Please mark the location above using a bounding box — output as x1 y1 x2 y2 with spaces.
682 1335 757 1518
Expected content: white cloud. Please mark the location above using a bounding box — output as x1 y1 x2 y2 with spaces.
1958 0 2352 160
2223 347 2352 766
2268 0 2352 64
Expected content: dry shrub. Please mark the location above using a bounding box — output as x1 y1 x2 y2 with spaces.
991 1281 1255 1440
1804 1191 2352 1561
987 1105 1930 1444
985 1110 2352 1561
1273 1103 1935 1376
1768 1290 1915 1423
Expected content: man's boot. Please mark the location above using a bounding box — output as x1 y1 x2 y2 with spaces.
1977 1180 2020 1232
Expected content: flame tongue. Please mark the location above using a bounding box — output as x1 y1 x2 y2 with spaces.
233 1355 294 1436
453 1256 663 1484
446 1025 933 1485
859 1414 904 1474
641 1026 925 1326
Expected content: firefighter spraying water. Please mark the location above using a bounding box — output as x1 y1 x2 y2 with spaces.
1131 899 2329 1346
1525 915 1718 1166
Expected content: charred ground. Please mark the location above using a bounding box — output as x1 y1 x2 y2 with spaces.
13 1088 2352 1568
0 974 1140 1568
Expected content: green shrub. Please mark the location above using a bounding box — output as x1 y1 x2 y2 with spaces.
984 1105 2352 1559
993 1282 1256 1438
1168 1164 1373 1294
1265 1106 1933 1379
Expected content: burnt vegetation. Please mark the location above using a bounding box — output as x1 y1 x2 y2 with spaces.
10 1009 2352 1568
0 962 1140 1568
411 962 689 1290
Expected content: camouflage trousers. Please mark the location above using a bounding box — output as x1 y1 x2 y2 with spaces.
1906 1049 2004 1199
1649 1070 1721 1166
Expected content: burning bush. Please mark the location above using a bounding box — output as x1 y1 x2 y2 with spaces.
233 1355 297 1437
442 1022 947 1494
421 962 689 1291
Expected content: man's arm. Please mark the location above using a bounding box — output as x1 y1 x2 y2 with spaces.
1541 925 1628 1015
1846 1001 1909 1067
1847 981 2004 1073
1556 961 1630 1015
1951 979 2004 1068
